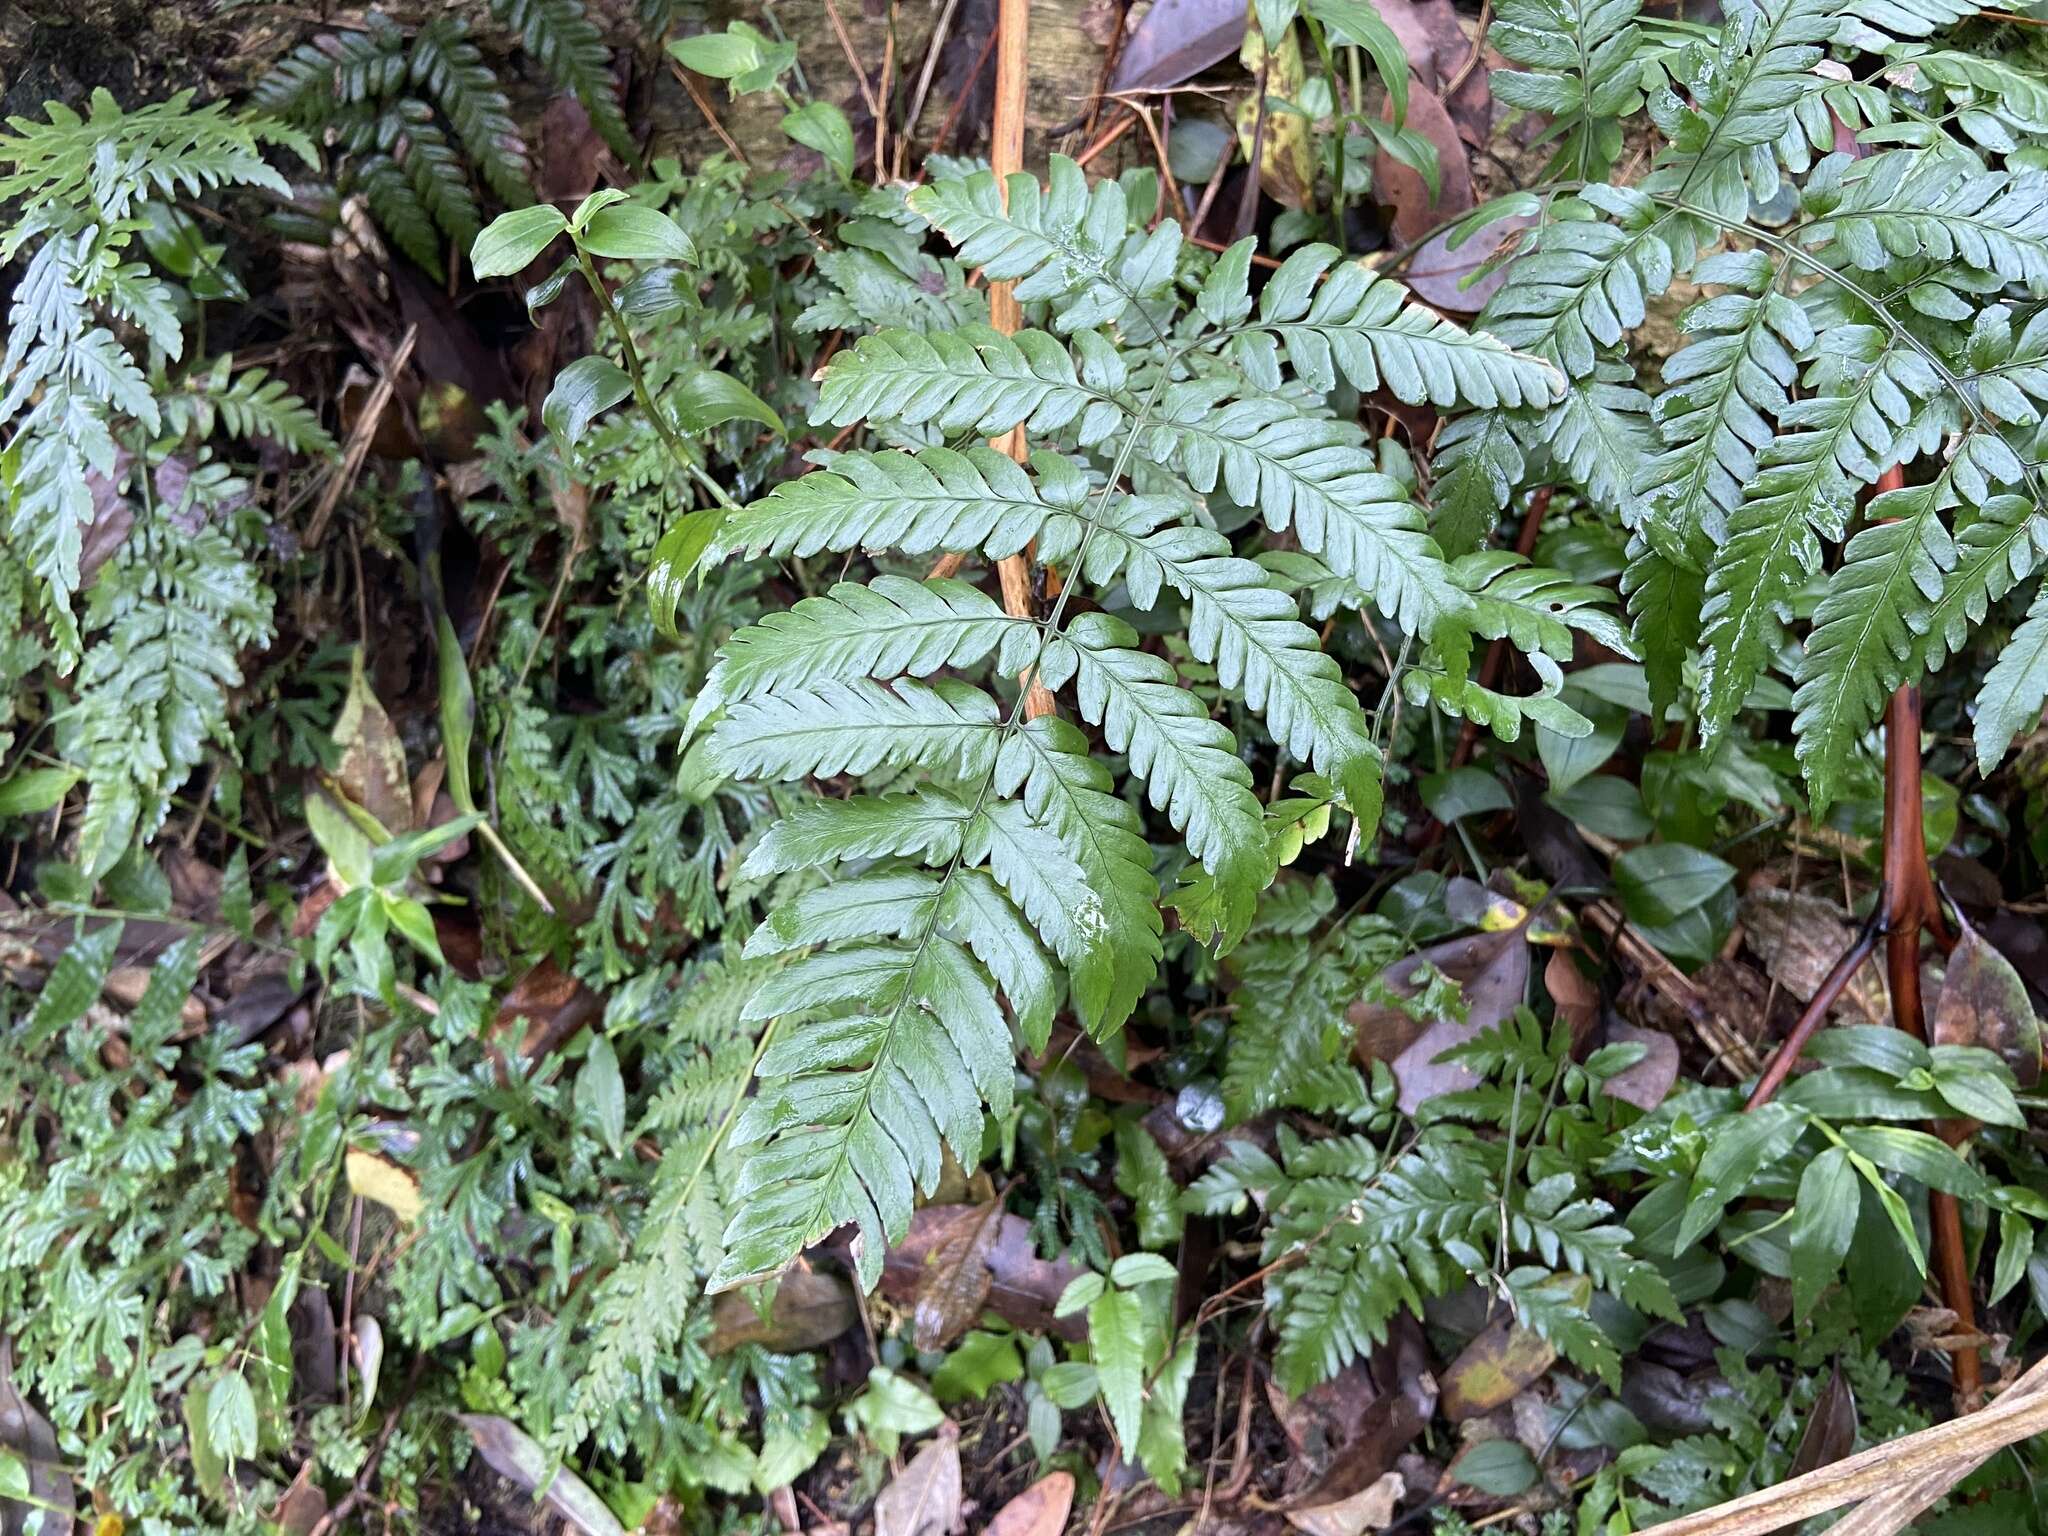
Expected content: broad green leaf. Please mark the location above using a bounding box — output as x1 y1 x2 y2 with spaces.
576 203 696 265
1612 843 1736 928
672 368 783 435
470 204 567 277
543 355 633 446
1789 1147 1856 1319
1087 1287 1148 1453
782 102 855 181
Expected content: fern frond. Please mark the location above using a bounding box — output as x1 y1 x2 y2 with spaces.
708 678 1003 783
1698 334 1938 744
689 575 1038 739
1145 393 1467 635
1062 613 1274 914
1803 151 2048 286
391 101 483 255
996 718 1164 1030
1790 474 1956 804
1490 0 1645 179
1636 250 1809 547
811 325 1119 443
160 356 338 456
715 936 1014 1289
1535 368 1657 515
1974 583 2048 773
411 16 534 207
907 154 1180 334
1428 410 1527 555
1217 241 1561 409
488 0 634 161
713 446 1060 561
0 89 311 223
251 19 409 122
356 152 445 279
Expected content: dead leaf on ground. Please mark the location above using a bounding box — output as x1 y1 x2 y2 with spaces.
1285 1471 1404 1536
1405 210 1536 313
874 1424 963 1536
459 1414 625 1536
882 1207 1089 1340
1362 0 1490 141
1787 1361 1858 1478
332 650 412 835
1931 919 2044 1088
1599 1022 1681 1110
271 1462 329 1536
1240 26 1317 209
913 1201 1006 1351
985 1471 1075 1536
0 1342 74 1536
708 1269 857 1356
1440 1279 1589 1421
1374 91 1472 246
1544 949 1600 1048
1352 920 1531 1115
1108 0 1245 91
1741 889 1887 1025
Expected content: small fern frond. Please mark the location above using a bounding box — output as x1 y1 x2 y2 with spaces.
812 325 1119 444
356 152 445 279
908 154 1180 335
488 0 634 161
411 15 534 207
709 678 1003 783
1803 151 2048 286
1974 585 2048 773
160 357 338 456
391 101 483 255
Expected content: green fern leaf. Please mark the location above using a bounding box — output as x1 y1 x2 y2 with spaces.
1224 241 1560 409
996 718 1163 1030
709 678 1003 783
1975 586 2048 774
715 936 1014 1289
812 325 1119 443
411 16 534 207
1806 152 2048 286
907 154 1178 334
488 0 634 161
742 791 976 876
1428 409 1527 556
356 151 445 279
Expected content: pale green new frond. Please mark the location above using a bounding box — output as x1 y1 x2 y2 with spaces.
1791 475 1956 806
907 153 1179 333
0 89 312 223
714 445 1060 561
688 575 1038 739
1975 585 2048 774
1061 612 1274 938
1145 393 1467 635
1222 241 1560 409
811 324 1122 443
995 718 1163 1031
709 678 1003 782
161 356 338 456
715 936 1013 1288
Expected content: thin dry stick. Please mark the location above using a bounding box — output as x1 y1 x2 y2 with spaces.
988 0 1057 720
820 0 885 130
903 0 966 159
306 323 417 549
1649 1353 2048 1536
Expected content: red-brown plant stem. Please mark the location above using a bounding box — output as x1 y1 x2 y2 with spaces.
1744 464 1981 1405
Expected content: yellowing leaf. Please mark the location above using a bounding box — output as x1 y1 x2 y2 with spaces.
1237 24 1316 210
345 1150 422 1223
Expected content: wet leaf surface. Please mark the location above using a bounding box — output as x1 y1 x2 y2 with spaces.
1932 921 2043 1087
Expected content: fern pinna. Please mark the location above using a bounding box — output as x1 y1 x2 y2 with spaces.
682 156 1597 1290
1464 0 2048 805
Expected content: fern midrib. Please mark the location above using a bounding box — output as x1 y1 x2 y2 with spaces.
1668 0 1818 206
1653 292 1779 533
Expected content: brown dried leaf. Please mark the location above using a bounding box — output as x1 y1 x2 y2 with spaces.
882 1207 1088 1340
875 1425 963 1536
1239 27 1317 209
332 651 412 835
1405 211 1537 314
1352 925 1531 1114
1787 1362 1858 1479
913 1201 1005 1351
458 1414 625 1536
1108 0 1244 91
0 1342 73 1536
1545 949 1600 1049
1932 922 2043 1088
1285 1471 1404 1536
1373 91 1472 245
984 1471 1075 1536
1600 1022 1681 1111
1741 890 1887 1025
1440 1282 1585 1421
708 1269 857 1356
